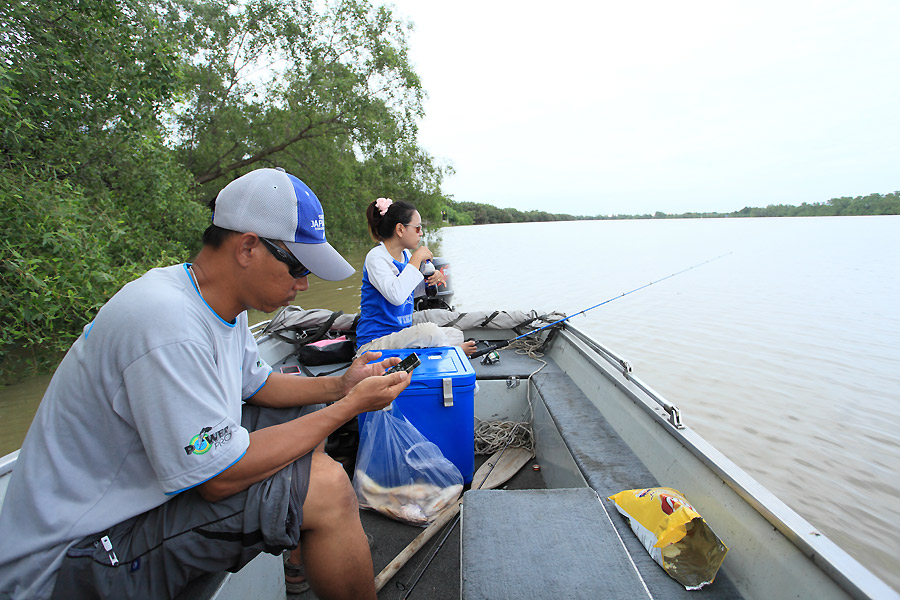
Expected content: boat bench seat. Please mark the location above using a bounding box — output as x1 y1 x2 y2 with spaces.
509 371 743 599
461 487 650 599
471 344 563 380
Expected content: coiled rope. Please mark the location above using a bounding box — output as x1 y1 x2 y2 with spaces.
474 419 534 455
507 336 547 359
472 316 562 455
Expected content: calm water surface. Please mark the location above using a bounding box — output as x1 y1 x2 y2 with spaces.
440 216 900 591
2 217 898 590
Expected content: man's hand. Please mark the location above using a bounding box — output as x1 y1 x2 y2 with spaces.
341 370 412 414
202 367 411 502
340 351 401 396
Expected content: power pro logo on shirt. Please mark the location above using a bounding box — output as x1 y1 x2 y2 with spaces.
184 425 233 455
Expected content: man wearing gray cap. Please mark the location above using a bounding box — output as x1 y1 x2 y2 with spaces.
0 168 407 599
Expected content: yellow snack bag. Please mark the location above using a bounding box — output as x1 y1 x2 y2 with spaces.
608 487 728 590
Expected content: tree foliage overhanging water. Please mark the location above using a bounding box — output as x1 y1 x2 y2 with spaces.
0 0 453 380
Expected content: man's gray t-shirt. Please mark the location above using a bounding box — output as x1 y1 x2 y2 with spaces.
0 264 271 599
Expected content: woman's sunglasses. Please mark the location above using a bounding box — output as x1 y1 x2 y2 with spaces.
260 238 311 278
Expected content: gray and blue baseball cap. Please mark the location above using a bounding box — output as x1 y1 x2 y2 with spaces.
213 168 355 281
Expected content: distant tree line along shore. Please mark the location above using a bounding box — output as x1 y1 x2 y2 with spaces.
443 192 900 226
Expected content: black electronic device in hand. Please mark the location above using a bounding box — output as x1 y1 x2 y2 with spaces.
383 352 420 376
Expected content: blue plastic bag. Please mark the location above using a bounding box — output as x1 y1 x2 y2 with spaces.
353 404 463 525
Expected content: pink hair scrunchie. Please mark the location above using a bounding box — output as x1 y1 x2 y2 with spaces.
375 197 393 216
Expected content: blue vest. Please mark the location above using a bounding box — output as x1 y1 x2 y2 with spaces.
356 252 414 347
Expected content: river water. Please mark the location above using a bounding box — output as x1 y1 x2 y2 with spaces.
2 216 898 591
439 216 900 592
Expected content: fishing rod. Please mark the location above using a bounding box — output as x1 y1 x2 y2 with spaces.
394 253 733 596
470 252 732 359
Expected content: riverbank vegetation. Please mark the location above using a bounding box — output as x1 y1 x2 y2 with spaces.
1 1 897 384
608 192 900 220
443 191 900 225
1 0 450 382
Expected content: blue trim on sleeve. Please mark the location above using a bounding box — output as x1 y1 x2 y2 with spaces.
183 263 236 328
245 370 272 399
84 321 95 339
163 449 247 496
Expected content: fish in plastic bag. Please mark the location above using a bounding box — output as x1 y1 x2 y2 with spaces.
353 404 463 526
608 487 728 590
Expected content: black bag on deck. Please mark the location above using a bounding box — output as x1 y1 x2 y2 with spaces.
294 339 355 366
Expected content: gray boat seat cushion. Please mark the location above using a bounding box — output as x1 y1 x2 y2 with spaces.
528 371 743 599
461 488 648 599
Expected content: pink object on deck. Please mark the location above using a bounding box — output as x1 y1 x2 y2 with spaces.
308 336 347 347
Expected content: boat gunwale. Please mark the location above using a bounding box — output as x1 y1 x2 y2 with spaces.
0 450 18 477
560 322 896 600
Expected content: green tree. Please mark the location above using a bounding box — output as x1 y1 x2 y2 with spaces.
0 0 206 379
173 2 424 181
168 0 449 246
0 0 451 381
0 0 186 169
0 0 204 266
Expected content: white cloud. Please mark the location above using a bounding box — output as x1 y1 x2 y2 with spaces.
387 0 900 214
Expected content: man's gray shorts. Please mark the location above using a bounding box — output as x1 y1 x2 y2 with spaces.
49 403 322 600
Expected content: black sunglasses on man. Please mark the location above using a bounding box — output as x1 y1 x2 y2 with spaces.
259 237 311 278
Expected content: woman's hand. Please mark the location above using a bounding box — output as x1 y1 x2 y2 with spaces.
339 351 401 396
410 245 433 269
426 270 446 287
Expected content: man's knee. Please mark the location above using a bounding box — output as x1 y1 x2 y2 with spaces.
303 453 358 525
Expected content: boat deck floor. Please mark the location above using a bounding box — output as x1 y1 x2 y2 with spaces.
287 452 544 600
287 345 548 600
284 344 743 599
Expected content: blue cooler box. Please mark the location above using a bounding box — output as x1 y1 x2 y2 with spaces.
360 346 476 483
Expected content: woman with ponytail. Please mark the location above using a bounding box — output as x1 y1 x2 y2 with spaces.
355 198 476 356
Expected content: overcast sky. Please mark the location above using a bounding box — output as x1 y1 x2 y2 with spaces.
384 0 900 216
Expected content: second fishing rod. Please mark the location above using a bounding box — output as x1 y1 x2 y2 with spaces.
470 252 732 359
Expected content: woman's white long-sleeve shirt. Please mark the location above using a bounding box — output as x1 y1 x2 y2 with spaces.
356 243 425 347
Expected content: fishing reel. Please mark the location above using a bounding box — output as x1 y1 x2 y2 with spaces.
481 350 501 365
471 340 504 362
